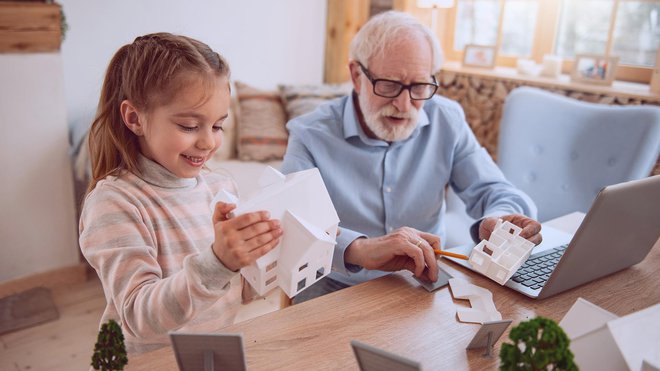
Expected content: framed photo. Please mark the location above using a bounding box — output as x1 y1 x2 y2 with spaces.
462 44 497 68
169 332 247 371
571 54 619 86
351 340 421 371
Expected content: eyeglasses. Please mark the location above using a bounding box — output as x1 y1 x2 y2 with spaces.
358 62 438 101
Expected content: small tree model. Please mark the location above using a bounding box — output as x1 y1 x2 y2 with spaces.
91 319 128 371
499 316 578 371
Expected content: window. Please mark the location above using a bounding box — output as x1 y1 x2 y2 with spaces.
442 0 660 83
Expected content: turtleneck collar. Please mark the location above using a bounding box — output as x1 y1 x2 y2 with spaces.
136 155 198 189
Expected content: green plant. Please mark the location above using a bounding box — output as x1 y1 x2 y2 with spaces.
91 319 128 371
499 316 578 371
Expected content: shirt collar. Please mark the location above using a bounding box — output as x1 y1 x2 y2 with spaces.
137 155 198 189
342 91 431 147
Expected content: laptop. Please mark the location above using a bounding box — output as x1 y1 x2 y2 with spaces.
445 175 660 299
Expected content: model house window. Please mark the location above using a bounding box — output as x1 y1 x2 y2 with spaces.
447 0 660 82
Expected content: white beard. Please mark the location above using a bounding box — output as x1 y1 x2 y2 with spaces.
357 85 419 142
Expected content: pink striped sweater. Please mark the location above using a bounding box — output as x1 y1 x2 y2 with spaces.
79 156 242 354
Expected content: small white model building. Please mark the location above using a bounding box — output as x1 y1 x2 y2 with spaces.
469 219 535 285
211 166 339 298
560 298 660 371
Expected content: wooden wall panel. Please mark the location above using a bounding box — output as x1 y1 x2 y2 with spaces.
324 0 370 83
0 2 62 53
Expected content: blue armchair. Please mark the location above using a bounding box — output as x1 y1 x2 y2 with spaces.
497 87 660 222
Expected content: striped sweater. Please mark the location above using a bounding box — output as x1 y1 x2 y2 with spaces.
79 156 242 354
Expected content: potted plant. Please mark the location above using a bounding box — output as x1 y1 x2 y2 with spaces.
499 316 578 371
91 319 128 371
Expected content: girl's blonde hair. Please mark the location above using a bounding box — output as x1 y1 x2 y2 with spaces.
87 32 230 193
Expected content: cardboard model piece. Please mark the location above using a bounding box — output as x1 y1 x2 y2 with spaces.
469 219 534 285
560 298 660 371
212 166 339 298
448 278 502 324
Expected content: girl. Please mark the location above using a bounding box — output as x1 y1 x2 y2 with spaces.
79 33 282 354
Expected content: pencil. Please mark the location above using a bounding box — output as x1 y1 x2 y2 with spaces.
433 248 469 260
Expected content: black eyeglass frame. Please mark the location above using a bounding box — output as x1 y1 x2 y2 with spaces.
357 62 439 101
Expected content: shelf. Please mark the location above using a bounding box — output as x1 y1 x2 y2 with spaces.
441 61 660 102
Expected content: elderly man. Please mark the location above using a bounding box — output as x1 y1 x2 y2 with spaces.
281 11 541 302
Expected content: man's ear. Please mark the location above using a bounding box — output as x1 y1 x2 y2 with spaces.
120 100 144 136
348 60 362 92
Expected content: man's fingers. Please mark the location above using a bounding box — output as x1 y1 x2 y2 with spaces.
419 231 441 250
402 242 425 277
520 223 542 239
527 233 543 245
418 240 439 282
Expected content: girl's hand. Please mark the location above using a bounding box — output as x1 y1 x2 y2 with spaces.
211 202 283 271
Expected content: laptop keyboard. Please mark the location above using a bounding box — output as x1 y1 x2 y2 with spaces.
510 244 569 290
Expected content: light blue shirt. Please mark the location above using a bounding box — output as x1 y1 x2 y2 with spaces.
281 93 536 286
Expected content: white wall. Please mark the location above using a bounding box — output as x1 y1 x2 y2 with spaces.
60 0 327 126
0 54 79 281
0 0 327 282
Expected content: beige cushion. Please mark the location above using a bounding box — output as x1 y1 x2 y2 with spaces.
212 82 239 161
279 82 352 120
234 81 288 161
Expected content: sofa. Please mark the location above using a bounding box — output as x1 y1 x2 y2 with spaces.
204 81 476 248
71 80 477 255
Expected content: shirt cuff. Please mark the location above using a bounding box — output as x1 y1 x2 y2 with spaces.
185 245 237 294
332 227 367 276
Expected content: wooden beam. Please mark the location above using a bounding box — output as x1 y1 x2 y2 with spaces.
324 0 370 83
0 2 62 53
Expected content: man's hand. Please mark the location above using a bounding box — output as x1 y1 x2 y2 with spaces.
479 214 542 245
344 227 440 282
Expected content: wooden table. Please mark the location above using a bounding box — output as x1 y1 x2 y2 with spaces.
128 214 660 370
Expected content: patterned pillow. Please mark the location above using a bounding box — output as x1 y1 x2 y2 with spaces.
212 82 239 161
278 82 352 120
234 81 289 161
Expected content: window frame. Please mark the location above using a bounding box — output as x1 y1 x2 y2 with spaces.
442 0 655 83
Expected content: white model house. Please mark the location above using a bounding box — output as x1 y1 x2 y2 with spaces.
212 166 339 298
559 298 660 371
469 219 535 285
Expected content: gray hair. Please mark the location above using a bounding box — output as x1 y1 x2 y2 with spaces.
349 11 443 73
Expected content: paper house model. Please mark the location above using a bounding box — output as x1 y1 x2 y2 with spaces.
469 219 535 285
211 166 339 298
559 298 660 371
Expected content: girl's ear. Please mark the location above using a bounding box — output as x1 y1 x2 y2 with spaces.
120 100 144 136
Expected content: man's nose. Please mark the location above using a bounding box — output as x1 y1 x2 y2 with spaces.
392 88 412 112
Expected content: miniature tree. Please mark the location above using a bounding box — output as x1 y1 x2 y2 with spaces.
500 316 578 371
91 319 128 371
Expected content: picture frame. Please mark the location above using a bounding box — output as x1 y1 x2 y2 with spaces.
462 44 497 69
571 54 619 86
466 319 513 357
169 332 247 371
351 340 421 371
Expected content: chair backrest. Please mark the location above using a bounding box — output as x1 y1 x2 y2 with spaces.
497 87 660 222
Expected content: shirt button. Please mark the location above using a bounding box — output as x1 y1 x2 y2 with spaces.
385 187 392 193
388 226 394 232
